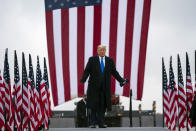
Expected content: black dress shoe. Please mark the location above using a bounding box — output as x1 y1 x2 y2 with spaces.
89 125 96 128
99 125 107 128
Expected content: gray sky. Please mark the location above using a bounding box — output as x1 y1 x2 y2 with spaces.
0 0 196 113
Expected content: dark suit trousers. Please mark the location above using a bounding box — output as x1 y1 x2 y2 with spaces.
90 92 105 126
89 73 106 126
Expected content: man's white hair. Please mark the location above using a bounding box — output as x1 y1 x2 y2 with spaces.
97 45 106 51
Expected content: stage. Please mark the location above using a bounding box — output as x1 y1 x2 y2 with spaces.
48 127 169 131
49 127 196 131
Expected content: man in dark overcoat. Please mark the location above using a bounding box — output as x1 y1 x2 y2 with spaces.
80 45 127 128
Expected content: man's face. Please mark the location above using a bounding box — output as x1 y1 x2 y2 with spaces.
98 47 106 57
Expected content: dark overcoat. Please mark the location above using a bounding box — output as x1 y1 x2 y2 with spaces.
190 95 196 126
80 56 123 111
76 99 88 127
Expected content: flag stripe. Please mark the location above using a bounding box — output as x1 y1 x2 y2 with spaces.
93 6 102 56
61 8 71 101
123 0 135 97
131 0 144 99
77 7 85 96
84 6 94 94
115 0 128 96
137 0 151 100
101 0 111 56
53 9 65 104
69 7 78 99
45 11 58 106
109 0 119 94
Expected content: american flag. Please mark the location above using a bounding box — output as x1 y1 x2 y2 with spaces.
29 54 38 130
162 58 170 129
194 50 196 94
190 51 196 126
33 57 44 130
3 49 14 131
0 72 5 131
168 56 178 130
45 0 151 106
186 52 193 129
177 55 186 129
43 58 52 117
22 53 31 130
12 51 22 131
42 58 50 129
36 56 46 129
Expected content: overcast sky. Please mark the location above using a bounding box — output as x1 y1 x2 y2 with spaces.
0 0 196 113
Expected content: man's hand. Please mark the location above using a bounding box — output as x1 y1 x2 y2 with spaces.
120 78 129 87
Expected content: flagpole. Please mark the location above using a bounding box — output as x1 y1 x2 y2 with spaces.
13 51 16 131
13 97 15 130
186 52 189 131
162 58 165 128
177 55 180 131
28 114 30 131
4 105 7 131
21 52 24 131
129 89 132 127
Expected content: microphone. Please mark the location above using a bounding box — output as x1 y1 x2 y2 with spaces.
120 78 129 87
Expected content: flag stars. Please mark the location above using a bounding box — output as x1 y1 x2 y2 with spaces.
96 0 100 3
60 3 64 6
163 63 168 90
84 1 88 4
72 2 76 5
48 4 52 8
54 0 58 3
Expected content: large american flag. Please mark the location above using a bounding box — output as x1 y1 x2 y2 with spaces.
13 51 22 131
177 55 186 129
168 56 178 130
45 0 151 106
186 52 193 129
162 58 170 129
